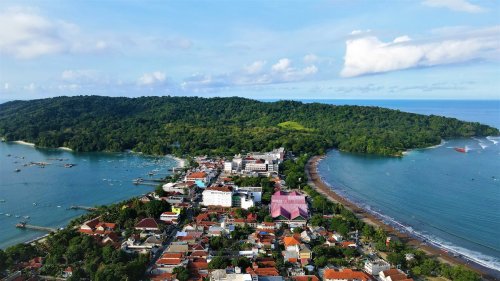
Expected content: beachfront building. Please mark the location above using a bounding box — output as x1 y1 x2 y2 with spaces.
202 186 232 207
185 171 210 184
379 269 413 281
364 259 390 275
270 191 308 227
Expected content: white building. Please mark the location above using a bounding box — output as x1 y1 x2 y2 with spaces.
210 269 253 281
364 259 390 275
160 212 179 223
240 196 255 209
236 186 262 203
202 186 232 207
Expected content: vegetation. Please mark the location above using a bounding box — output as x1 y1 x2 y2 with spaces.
0 96 497 156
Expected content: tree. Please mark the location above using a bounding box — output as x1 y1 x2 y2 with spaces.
146 200 170 218
173 266 190 281
208 256 229 269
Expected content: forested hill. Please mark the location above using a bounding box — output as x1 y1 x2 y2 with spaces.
0 96 498 156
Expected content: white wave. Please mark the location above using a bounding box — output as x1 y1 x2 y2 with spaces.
347 201 500 271
487 136 499 145
472 137 489 149
425 139 447 149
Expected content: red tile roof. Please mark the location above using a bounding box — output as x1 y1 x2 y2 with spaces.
324 269 372 280
292 276 320 281
187 172 207 179
135 218 159 229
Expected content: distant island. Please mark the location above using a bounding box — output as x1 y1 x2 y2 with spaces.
0 96 497 156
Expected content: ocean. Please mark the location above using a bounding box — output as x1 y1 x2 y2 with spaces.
311 100 500 272
0 144 178 249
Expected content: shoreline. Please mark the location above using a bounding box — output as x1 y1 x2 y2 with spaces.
1 142 186 249
305 154 499 280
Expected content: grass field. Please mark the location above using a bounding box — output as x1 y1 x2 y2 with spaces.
277 121 313 132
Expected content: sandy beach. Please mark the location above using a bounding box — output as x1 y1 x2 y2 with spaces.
12 140 35 146
58 147 73 151
306 155 499 280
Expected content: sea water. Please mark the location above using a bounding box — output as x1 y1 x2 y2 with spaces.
0 143 178 249
313 100 500 272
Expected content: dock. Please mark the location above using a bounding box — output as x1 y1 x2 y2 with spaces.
16 222 57 233
69 205 97 211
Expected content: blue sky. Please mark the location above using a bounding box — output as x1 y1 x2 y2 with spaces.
0 0 499 100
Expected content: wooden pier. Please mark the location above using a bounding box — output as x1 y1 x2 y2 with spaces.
16 222 57 233
69 205 97 211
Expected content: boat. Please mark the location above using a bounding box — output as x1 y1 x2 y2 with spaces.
23 216 30 219
64 163 76 168
454 147 466 153
5 213 11 217
15 169 21 172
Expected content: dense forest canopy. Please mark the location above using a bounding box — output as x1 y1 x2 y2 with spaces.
0 96 497 156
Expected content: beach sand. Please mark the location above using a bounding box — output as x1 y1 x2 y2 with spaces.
58 147 73 151
306 155 499 280
12 140 35 146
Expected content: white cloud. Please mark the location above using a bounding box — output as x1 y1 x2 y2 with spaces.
422 0 485 13
303 54 318 64
393 35 412 43
61 70 97 81
341 26 500 77
0 7 71 58
4 83 9 90
272 58 292 72
350 29 371 35
244 60 267 74
302 65 318 75
138 71 167 86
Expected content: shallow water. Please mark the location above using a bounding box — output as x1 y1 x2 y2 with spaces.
0 143 178 248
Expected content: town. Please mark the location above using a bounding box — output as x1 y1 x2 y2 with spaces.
0 147 480 281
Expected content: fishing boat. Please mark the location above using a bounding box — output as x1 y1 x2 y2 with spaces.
15 169 21 172
454 147 466 153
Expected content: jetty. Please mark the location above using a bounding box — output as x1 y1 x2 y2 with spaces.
16 222 57 233
69 205 97 211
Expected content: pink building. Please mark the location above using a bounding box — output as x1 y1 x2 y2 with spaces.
270 191 308 226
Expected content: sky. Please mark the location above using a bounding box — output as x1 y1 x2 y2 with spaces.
0 0 499 101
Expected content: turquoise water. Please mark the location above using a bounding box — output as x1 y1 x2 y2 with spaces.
0 143 178 249
314 100 500 272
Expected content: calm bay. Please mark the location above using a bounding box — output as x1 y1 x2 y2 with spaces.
0 143 179 249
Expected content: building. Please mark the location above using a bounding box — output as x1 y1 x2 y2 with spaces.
202 186 233 207
236 186 262 202
160 212 179 224
224 147 284 175
210 269 253 281
135 218 160 232
380 269 413 281
185 171 209 183
270 191 308 226
364 259 390 275
323 269 373 281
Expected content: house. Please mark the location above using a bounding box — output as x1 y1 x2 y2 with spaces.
79 217 100 234
186 171 209 183
202 186 232 207
380 269 413 281
135 218 160 231
364 259 390 275
323 269 373 281
291 276 319 281
156 253 187 272
62 266 73 278
270 191 308 226
210 269 253 281
160 212 179 224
